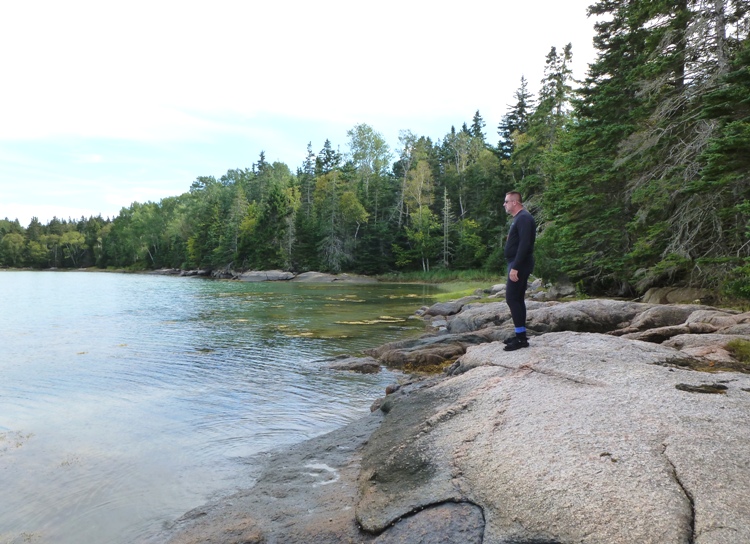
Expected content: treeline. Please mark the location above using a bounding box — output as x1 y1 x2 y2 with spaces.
2 0 749 298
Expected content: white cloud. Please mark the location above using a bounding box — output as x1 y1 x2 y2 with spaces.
72 154 105 164
0 0 599 226
2 0 596 140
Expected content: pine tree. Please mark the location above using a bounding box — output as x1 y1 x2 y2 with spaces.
497 76 534 160
694 36 750 295
537 2 651 292
619 0 749 289
470 110 486 143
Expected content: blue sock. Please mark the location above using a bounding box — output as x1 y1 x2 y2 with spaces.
515 327 526 334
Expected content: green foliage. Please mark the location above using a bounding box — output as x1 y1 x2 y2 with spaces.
720 259 750 300
452 219 486 269
1 232 25 266
726 339 750 364
377 269 500 285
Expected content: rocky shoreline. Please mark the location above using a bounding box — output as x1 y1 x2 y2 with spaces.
146 294 750 544
150 267 378 283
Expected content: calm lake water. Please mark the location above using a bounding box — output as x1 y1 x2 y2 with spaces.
0 271 438 544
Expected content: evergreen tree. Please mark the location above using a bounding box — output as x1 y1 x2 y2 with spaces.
513 44 576 200
470 110 486 143
695 36 750 295
316 139 342 176
497 76 534 160
537 2 651 292
618 0 749 289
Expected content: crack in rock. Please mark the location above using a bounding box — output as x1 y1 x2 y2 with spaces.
514 362 609 387
663 444 696 544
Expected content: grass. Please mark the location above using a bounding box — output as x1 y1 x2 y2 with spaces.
376 269 503 284
726 339 750 365
377 269 506 303
430 283 491 303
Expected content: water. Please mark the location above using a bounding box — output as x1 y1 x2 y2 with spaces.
0 271 437 544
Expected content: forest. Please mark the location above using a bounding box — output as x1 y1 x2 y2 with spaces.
1 0 749 299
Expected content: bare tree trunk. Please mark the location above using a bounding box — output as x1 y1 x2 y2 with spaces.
715 0 728 75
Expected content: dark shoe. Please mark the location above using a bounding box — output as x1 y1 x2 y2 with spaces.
504 336 529 351
504 334 527 345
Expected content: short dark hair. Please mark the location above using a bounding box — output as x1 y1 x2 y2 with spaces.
506 191 522 203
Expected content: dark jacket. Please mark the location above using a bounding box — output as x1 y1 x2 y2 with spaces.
504 208 536 273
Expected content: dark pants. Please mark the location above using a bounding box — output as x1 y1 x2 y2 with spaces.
506 270 530 329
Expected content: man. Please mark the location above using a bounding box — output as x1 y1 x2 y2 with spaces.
503 191 536 351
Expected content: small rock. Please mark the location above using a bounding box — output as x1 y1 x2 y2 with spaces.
675 383 728 394
327 356 381 374
385 384 401 395
423 296 481 317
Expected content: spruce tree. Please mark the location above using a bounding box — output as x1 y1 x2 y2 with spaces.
497 76 534 160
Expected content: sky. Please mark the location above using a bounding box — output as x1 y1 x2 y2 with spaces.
0 0 600 227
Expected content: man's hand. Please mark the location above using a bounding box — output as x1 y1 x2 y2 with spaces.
509 268 519 282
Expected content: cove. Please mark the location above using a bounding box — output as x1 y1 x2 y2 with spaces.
0 270 437 544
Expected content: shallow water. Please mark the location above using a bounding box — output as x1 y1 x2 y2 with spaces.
0 271 437 544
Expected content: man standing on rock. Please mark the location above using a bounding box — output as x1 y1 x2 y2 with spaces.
503 191 536 351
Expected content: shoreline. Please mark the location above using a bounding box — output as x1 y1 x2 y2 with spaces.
141 410 389 544
147 296 750 543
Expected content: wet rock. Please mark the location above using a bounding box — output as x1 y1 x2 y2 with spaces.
423 296 481 317
675 382 728 394
155 414 386 544
372 502 484 544
429 317 448 330
149 268 182 275
365 329 507 371
376 343 466 369
327 356 381 373
180 269 211 277
210 266 238 279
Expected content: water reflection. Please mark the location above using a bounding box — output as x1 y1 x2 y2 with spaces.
0 271 437 544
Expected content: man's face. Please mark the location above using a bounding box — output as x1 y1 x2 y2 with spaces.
503 197 517 215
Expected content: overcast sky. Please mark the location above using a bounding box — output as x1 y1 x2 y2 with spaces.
0 0 599 227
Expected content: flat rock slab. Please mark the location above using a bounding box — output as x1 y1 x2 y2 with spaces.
238 270 295 281
291 271 377 283
358 332 750 544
